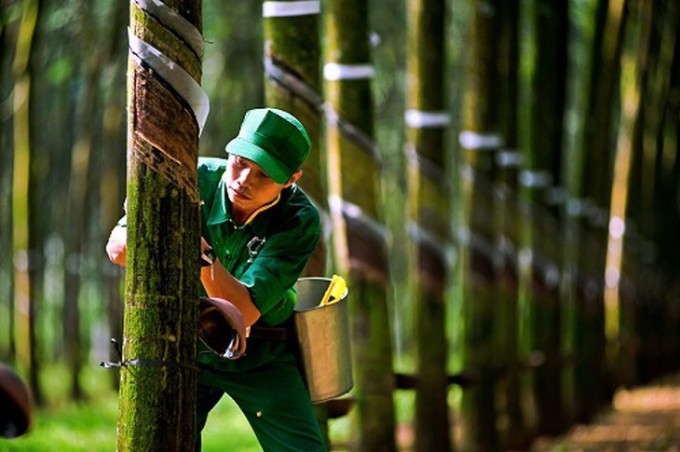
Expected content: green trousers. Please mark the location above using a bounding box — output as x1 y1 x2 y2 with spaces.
195 339 326 452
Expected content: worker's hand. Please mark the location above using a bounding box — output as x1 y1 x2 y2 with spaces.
199 243 261 326
199 237 217 267
199 297 248 359
201 236 210 252
106 225 127 267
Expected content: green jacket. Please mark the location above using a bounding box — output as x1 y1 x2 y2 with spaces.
197 157 321 326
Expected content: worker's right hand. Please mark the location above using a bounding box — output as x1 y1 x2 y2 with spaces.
106 225 127 267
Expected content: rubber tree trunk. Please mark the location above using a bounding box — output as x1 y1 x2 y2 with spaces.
98 1 129 391
117 1 203 450
606 0 651 389
647 0 680 373
323 1 397 449
201 0 262 152
11 0 43 406
638 0 679 376
614 0 678 385
569 0 627 415
262 0 326 277
567 0 628 424
495 0 526 447
457 0 503 449
63 0 105 401
404 0 452 451
262 1 332 444
0 0 20 363
523 0 569 435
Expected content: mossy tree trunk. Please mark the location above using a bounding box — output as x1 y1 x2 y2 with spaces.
622 0 657 383
495 0 526 447
11 0 43 406
524 0 569 434
615 0 678 385
117 0 203 450
458 0 503 449
324 1 397 449
262 0 326 277
99 1 129 391
62 0 107 401
0 5 18 362
606 0 650 388
647 0 680 374
571 0 627 420
405 0 452 450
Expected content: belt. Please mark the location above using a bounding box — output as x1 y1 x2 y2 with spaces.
248 319 294 342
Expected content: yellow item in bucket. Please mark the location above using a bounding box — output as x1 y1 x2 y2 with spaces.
319 275 346 306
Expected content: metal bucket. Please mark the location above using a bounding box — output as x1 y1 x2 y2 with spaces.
294 277 353 403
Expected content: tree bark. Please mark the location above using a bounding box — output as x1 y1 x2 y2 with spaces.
605 0 651 388
458 0 503 449
526 0 569 434
262 0 326 277
617 0 679 385
567 0 628 422
649 0 680 374
495 0 526 447
200 0 262 153
324 0 397 449
0 0 20 363
62 0 104 401
117 1 203 449
98 0 129 391
405 0 452 450
12 0 43 406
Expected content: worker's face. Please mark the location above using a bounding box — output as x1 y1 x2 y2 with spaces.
226 155 300 215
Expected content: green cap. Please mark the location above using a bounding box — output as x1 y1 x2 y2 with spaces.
225 108 311 184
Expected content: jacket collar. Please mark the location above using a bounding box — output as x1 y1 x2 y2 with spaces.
206 176 285 227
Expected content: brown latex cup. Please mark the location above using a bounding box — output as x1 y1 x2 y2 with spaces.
0 363 33 438
198 297 247 359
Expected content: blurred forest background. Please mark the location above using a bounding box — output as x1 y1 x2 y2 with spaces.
1 0 679 450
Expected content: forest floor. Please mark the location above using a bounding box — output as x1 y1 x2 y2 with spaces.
329 372 680 451
531 372 680 451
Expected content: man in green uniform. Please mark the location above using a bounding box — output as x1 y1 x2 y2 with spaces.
106 108 326 451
